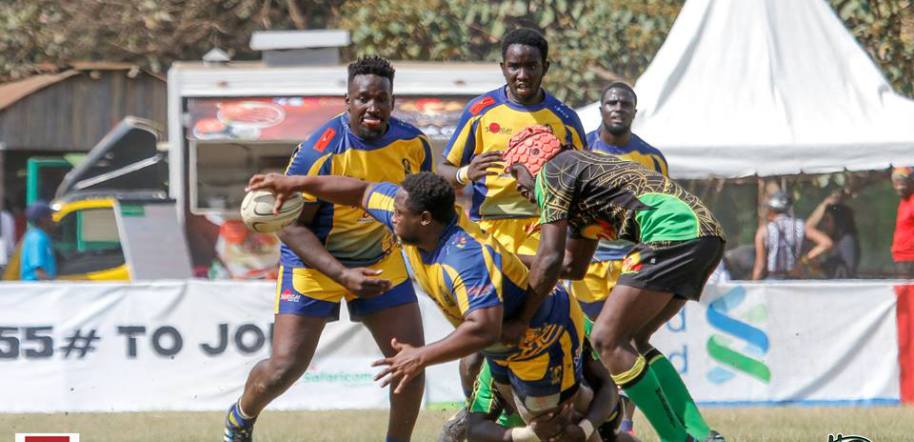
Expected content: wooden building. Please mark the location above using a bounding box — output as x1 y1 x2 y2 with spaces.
0 62 166 214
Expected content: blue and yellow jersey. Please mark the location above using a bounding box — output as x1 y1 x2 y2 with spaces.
364 182 569 349
444 87 586 220
585 130 669 261
280 115 433 268
586 130 668 176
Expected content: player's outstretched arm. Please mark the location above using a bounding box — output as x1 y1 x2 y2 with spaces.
248 173 390 297
373 305 502 394
247 173 373 212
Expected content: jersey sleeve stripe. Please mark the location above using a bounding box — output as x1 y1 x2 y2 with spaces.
419 135 434 172
442 265 470 314
300 154 332 203
445 116 481 166
479 244 503 302
367 187 395 213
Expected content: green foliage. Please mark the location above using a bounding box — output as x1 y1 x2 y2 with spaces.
0 0 343 78
339 0 682 106
0 0 911 105
830 0 914 97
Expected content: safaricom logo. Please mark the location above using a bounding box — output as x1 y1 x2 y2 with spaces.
706 286 771 384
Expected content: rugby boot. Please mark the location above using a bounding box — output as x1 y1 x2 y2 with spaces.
705 430 726 442
224 403 256 442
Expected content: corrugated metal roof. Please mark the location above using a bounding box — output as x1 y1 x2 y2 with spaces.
0 62 163 112
0 70 80 112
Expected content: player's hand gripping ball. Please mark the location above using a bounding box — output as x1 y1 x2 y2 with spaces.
240 189 304 233
504 124 563 177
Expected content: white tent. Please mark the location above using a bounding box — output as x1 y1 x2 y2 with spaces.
577 0 914 179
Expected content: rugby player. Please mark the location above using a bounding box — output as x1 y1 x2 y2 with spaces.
467 318 639 442
246 172 599 442
439 27 585 255
505 125 726 442
568 82 687 437
437 27 586 436
224 56 433 442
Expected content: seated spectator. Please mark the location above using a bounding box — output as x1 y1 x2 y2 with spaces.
806 191 860 278
752 191 832 280
20 201 57 281
892 167 914 278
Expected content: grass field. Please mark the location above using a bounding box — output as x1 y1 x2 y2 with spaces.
2 406 913 441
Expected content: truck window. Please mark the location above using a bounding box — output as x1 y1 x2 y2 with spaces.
53 208 125 276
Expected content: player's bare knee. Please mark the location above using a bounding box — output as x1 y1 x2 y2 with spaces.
590 323 625 358
264 355 304 386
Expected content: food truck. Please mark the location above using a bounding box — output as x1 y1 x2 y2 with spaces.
166 30 504 276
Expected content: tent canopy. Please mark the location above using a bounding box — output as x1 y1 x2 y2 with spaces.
577 0 914 179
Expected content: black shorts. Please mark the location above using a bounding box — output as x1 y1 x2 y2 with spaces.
616 236 725 301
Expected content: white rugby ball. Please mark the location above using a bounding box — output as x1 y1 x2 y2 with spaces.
240 190 304 233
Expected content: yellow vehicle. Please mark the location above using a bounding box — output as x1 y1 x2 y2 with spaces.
48 196 130 281
4 195 192 281
5 118 192 281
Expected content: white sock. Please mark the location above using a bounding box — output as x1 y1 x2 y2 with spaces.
236 401 254 420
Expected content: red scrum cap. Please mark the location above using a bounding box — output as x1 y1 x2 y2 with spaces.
504 124 563 177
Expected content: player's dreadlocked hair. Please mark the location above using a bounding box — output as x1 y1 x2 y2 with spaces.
401 172 456 224
501 28 548 63
601 81 637 105
348 55 395 86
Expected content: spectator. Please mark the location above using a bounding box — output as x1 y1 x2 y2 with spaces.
752 191 832 280
0 202 16 274
891 166 914 278
806 191 860 278
20 201 57 281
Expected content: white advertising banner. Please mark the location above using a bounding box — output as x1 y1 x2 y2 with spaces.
0 281 461 412
650 282 901 406
0 280 901 412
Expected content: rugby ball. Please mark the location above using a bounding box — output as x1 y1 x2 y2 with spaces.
240 190 304 233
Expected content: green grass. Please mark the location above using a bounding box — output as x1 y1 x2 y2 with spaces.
1 406 912 441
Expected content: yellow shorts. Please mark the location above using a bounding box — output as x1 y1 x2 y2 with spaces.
275 247 416 321
568 259 623 319
478 217 541 256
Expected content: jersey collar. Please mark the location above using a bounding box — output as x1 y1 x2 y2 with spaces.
339 113 398 148
499 85 552 112
419 215 460 263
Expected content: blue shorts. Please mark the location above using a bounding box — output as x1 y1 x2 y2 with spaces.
486 289 585 413
275 249 417 321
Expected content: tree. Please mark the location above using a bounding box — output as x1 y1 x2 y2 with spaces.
339 0 682 106
1 0 911 104
0 0 342 76
831 0 914 96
